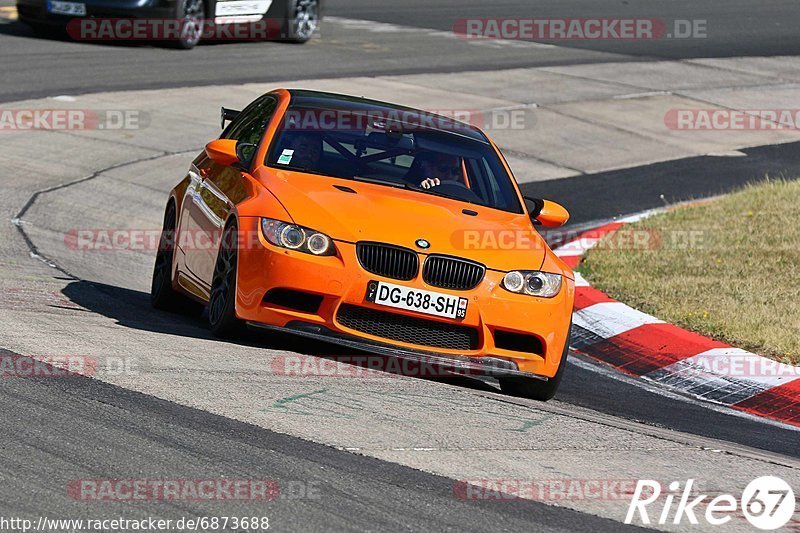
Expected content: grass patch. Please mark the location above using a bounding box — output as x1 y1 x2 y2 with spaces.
580 178 800 365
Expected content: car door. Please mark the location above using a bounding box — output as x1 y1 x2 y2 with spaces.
182 94 279 288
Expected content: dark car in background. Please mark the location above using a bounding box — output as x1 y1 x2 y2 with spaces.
16 0 321 48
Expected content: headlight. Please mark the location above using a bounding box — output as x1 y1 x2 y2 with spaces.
502 271 562 298
261 218 335 256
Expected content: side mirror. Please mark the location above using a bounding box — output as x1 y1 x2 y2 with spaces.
524 196 570 228
236 142 258 164
205 139 239 166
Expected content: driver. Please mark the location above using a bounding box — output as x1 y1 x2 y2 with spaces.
286 133 323 168
414 152 463 189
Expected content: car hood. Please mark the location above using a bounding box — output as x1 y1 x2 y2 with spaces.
259 169 547 271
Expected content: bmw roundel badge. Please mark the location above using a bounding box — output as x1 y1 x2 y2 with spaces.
415 239 431 249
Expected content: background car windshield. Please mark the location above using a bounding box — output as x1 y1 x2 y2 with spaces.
266 108 524 214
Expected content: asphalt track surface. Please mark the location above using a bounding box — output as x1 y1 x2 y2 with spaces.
1 348 639 532
2 1 800 532
331 0 800 58
3 0 800 102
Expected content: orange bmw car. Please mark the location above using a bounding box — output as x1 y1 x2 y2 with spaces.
151 89 575 400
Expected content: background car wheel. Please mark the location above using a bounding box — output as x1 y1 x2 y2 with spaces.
283 0 319 43
499 323 571 401
150 203 204 317
209 221 245 338
171 0 205 49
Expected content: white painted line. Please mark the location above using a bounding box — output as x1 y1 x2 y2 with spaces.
573 272 590 287
613 91 671 100
616 209 662 223
573 301 664 339
326 16 557 50
554 237 600 256
706 150 747 157
669 348 800 387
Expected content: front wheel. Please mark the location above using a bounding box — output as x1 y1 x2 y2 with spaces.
209 222 245 338
499 324 571 401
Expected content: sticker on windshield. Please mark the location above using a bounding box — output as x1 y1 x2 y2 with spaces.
277 149 294 165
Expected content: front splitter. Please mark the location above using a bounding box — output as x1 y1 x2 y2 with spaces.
246 320 549 381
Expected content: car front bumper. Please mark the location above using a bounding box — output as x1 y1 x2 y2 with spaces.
235 216 575 379
248 321 548 380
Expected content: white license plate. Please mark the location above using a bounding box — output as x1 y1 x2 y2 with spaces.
48 1 87 15
215 0 273 17
366 281 468 320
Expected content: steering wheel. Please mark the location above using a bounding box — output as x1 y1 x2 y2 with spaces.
431 181 482 203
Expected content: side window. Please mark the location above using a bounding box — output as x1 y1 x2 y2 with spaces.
221 97 262 139
222 95 278 164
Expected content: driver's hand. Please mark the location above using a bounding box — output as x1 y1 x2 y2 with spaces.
420 177 441 189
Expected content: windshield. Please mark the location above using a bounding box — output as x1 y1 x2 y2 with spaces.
265 107 524 214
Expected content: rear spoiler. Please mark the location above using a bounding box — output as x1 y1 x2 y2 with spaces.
220 107 240 129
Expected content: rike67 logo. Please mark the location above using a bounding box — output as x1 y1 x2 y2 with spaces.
626 476 796 530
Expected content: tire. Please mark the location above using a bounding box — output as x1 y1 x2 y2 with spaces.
150 203 204 317
499 323 572 401
208 221 245 338
282 0 319 43
170 0 205 49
